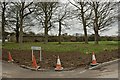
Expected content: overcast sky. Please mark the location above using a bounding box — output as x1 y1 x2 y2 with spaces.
0 0 118 36
31 21 118 36
30 0 119 36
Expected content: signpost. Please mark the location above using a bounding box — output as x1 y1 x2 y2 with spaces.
31 46 42 61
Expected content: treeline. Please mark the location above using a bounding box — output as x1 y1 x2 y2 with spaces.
48 35 118 42
0 1 118 45
49 35 118 42
7 32 118 42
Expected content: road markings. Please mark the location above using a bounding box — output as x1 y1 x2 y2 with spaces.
79 70 87 74
89 59 119 70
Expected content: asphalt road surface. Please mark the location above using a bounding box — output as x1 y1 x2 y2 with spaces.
2 60 119 78
0 61 2 79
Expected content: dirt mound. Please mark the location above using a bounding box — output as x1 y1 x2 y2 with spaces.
2 49 119 69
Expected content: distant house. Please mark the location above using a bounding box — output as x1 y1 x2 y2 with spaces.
8 34 44 42
8 33 84 42
8 33 16 42
23 35 44 42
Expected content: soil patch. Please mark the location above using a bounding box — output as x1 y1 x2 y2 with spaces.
2 48 119 69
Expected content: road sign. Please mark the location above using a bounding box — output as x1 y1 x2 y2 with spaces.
31 46 42 61
31 46 41 50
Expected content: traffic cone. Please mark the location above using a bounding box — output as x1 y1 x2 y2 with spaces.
8 52 14 62
32 54 39 69
91 52 98 66
55 56 63 71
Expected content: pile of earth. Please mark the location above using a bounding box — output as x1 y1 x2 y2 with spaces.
2 48 119 69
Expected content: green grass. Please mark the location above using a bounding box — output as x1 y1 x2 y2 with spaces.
2 41 118 54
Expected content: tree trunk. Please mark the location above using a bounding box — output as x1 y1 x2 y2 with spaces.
44 26 48 44
95 31 99 44
83 23 88 44
94 27 99 44
2 2 6 44
19 2 24 45
16 26 19 43
44 13 48 44
16 11 19 43
93 2 99 44
58 21 62 44
44 18 48 44
19 17 23 44
81 3 88 44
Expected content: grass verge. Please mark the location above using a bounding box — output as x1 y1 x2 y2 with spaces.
2 41 118 54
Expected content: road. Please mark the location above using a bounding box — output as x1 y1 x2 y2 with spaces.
0 61 2 79
1 60 119 78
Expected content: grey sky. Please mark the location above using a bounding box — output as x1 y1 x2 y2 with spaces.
30 0 119 36
31 21 118 36
0 0 118 36
52 23 118 36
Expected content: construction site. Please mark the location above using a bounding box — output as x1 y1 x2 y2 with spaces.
2 48 119 70
0 0 120 79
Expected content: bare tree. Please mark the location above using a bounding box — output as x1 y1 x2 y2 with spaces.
5 2 34 43
34 2 58 44
18 1 34 45
0 2 8 44
89 1 117 44
54 3 72 44
69 0 92 44
5 3 20 43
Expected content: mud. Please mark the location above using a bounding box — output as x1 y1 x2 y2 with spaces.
2 49 119 69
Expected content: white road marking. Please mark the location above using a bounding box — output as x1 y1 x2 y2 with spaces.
79 70 87 74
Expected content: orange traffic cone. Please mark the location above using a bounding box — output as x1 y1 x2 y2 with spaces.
8 52 14 62
55 56 63 71
91 52 98 66
32 54 39 69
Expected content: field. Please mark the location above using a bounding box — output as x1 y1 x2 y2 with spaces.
3 41 118 53
2 41 119 70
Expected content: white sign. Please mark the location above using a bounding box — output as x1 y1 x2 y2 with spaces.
31 46 42 61
31 46 41 50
